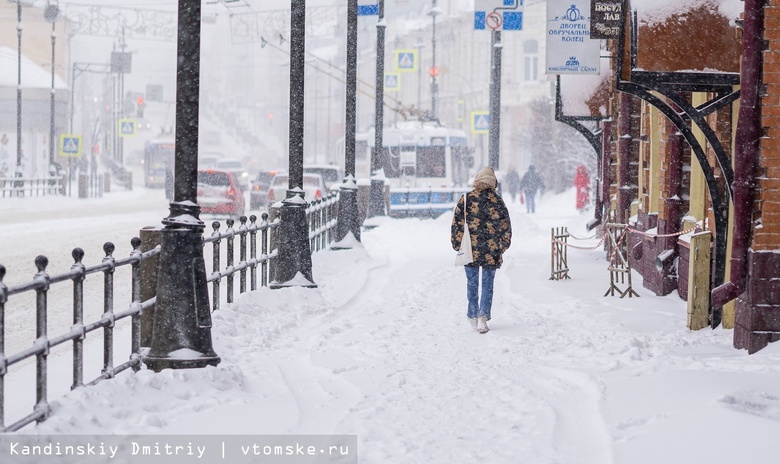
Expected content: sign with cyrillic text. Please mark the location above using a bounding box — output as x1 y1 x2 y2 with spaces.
546 0 600 75
590 0 623 39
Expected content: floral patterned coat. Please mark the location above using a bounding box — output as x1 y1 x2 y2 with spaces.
450 188 512 269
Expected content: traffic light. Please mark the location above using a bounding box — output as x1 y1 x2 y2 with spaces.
136 95 145 118
267 113 273 127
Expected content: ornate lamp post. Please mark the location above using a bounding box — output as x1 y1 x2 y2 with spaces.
144 0 220 372
334 0 362 247
367 0 387 218
270 0 318 285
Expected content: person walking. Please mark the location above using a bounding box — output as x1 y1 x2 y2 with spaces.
504 165 521 202
451 166 512 333
519 164 545 214
574 164 591 211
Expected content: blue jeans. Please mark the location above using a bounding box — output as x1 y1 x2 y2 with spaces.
465 266 496 320
525 192 536 213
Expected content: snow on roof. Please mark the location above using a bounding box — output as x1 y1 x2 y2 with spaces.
0 46 69 90
633 0 744 26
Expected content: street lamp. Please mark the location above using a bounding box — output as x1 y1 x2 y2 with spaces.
144 0 220 372
15 0 23 180
368 0 387 218
45 2 59 170
334 0 363 246
269 0 318 285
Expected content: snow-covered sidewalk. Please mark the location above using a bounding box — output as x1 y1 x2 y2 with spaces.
8 189 780 463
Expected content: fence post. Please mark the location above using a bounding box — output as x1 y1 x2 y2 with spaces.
211 222 222 312
33 256 52 423
0 264 7 431
239 216 248 295
70 248 86 389
101 243 116 380
226 219 235 304
249 215 258 291
129 237 143 372
139 227 161 347
261 213 269 287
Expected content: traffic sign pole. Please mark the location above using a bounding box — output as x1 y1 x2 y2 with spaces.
488 30 502 172
369 0 387 218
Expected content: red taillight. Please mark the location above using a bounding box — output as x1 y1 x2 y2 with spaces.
268 189 275 201
253 184 260 191
227 188 234 196
315 189 322 199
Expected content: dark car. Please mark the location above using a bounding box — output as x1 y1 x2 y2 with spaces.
304 165 343 193
250 170 278 210
197 169 245 217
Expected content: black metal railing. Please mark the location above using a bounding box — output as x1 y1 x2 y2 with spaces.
306 191 339 252
0 193 339 432
0 240 155 432
0 175 65 198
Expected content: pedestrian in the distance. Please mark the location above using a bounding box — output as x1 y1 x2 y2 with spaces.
504 165 521 203
451 166 512 333
574 164 590 212
519 164 545 214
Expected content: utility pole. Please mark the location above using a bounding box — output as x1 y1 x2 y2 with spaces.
334 0 362 246
270 0 318 285
368 0 387 218
144 0 220 372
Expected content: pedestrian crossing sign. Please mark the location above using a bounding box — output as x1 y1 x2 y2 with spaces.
384 73 400 91
395 49 418 73
59 134 82 158
471 111 490 134
118 119 136 137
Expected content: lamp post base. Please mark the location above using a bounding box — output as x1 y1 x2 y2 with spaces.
270 195 317 288
144 202 220 372
334 179 361 250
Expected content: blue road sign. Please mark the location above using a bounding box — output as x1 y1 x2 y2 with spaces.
357 1 378 16
395 49 417 72
474 0 524 31
59 134 82 158
471 111 491 135
118 119 136 137
384 73 400 91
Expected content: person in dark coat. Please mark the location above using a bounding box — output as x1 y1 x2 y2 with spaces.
504 165 521 202
451 166 512 333
519 164 545 214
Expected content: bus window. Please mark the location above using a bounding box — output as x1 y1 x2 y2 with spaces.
382 146 401 178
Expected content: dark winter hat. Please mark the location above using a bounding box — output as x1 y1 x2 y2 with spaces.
474 166 498 191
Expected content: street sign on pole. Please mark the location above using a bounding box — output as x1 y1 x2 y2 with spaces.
59 134 82 158
471 111 490 135
457 100 466 122
474 0 524 31
394 49 418 73
357 0 378 15
118 119 136 137
384 73 400 91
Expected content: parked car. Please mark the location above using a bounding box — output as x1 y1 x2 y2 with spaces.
197 169 245 217
216 158 250 190
267 172 326 205
250 170 278 210
304 164 343 193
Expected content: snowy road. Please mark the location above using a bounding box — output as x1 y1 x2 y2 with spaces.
4 189 780 463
